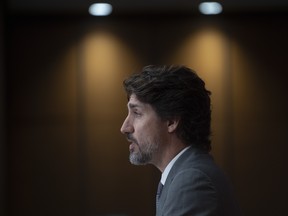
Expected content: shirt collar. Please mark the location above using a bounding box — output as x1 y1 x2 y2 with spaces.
160 146 190 185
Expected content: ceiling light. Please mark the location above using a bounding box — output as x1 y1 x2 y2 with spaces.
199 2 223 15
89 3 113 16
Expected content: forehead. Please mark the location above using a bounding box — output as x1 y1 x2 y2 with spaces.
127 94 145 108
127 94 163 120
127 94 158 114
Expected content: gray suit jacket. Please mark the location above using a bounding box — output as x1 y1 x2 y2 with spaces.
156 147 240 216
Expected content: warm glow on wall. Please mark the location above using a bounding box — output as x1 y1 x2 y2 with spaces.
80 31 140 119
171 27 227 80
169 27 230 166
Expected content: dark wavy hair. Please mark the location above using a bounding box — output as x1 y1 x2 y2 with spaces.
123 65 212 152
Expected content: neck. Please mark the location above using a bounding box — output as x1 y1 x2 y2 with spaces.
153 138 187 172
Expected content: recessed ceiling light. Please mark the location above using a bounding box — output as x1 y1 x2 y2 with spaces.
199 2 223 15
89 3 113 16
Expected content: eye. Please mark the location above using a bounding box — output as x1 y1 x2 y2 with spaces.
133 110 142 117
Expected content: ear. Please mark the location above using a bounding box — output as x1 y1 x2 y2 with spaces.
167 118 180 133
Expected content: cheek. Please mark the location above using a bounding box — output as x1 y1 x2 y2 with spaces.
134 126 152 144
138 127 160 145
133 118 167 143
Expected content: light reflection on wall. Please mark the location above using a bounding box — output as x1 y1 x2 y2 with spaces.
82 30 140 118
78 29 142 162
76 29 147 213
169 26 233 169
171 27 227 81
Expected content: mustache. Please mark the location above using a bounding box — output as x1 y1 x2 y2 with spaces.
126 134 137 143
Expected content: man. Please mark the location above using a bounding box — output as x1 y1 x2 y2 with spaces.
120 65 240 215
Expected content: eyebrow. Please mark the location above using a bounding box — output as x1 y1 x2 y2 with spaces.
128 103 143 109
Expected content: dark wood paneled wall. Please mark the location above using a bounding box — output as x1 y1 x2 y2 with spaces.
4 13 288 216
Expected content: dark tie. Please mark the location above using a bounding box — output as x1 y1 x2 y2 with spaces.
156 182 164 211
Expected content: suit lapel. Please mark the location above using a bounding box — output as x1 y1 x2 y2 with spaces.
157 147 193 213
157 147 207 214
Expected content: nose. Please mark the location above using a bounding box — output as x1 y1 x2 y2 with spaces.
120 116 134 134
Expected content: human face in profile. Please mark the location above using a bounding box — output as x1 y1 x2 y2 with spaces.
120 94 168 165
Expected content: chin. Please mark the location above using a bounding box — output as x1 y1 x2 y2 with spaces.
129 153 149 165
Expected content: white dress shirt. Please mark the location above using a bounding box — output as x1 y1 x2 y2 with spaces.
160 146 190 185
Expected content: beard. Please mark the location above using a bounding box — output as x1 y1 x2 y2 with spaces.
129 139 159 165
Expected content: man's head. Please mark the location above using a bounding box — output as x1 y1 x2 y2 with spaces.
120 94 169 166
121 65 212 166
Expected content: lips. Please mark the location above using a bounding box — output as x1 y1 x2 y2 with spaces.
126 134 138 153
129 143 134 152
126 134 137 144
127 140 137 153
